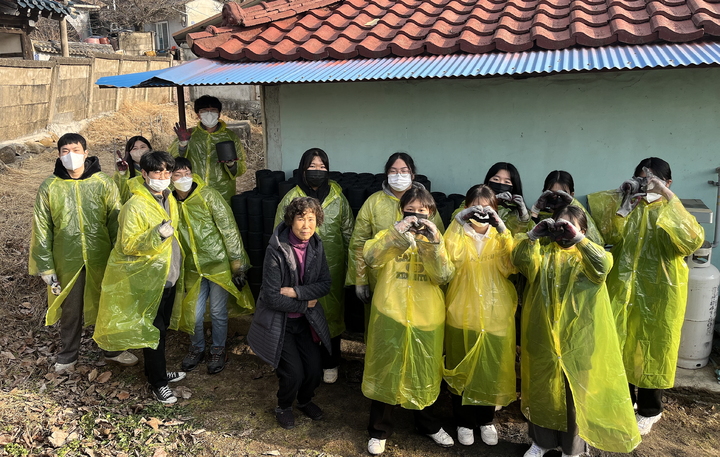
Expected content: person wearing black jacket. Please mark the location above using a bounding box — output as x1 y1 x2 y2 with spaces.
247 196 332 429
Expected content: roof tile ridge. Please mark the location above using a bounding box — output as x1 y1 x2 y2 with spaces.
444 0 476 14
569 0 610 15
650 0 687 6
429 16 468 36
535 3 572 17
240 0 343 27
607 0 647 11
375 11 411 28
688 0 720 16
536 0 572 8
503 0 542 11
530 13 572 30
607 5 650 23
647 0 694 19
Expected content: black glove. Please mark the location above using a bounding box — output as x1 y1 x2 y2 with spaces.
232 271 247 290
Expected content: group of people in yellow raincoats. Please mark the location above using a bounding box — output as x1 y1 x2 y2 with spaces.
31 95 253 405
31 128 703 456
347 154 702 457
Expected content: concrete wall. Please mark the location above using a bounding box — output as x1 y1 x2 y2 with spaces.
266 66 720 212
118 32 154 55
265 65 720 253
0 55 173 141
190 84 261 117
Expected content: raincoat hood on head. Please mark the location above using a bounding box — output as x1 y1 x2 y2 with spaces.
176 175 254 320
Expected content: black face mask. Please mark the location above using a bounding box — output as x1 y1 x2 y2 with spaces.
488 181 512 195
305 170 329 189
403 211 428 220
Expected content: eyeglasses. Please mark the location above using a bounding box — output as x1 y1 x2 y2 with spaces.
388 168 411 175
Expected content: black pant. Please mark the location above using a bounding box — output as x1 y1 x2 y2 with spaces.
143 286 175 388
528 379 587 456
276 317 322 409
368 400 442 440
321 335 342 369
629 384 663 417
451 393 495 428
57 268 120 363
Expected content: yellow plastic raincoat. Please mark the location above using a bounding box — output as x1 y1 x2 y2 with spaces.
588 191 704 388
497 205 533 235
169 120 246 202
177 176 254 322
512 235 640 453
274 181 354 337
361 226 454 409
93 184 193 351
113 172 144 204
29 159 120 326
346 185 445 288
535 198 604 246
443 220 518 406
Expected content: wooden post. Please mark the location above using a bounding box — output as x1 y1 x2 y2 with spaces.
86 57 95 119
176 85 186 129
46 61 60 125
59 1 69 58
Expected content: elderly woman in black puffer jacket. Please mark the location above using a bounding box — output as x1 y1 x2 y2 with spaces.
248 196 332 430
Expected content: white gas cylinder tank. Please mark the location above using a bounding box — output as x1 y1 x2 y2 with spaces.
678 244 720 369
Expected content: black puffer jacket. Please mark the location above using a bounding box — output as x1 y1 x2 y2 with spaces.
247 222 332 368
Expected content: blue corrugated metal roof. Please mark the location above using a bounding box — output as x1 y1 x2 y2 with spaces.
96 41 720 88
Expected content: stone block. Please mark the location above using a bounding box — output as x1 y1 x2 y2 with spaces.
226 120 252 141
0 145 16 164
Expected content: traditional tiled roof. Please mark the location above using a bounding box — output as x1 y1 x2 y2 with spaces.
16 0 74 17
186 0 720 61
33 40 115 56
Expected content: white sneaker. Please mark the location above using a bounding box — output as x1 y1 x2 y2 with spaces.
457 426 474 445
54 360 77 373
323 367 338 384
524 442 549 457
427 428 454 447
480 424 498 445
636 412 662 435
367 438 386 455
105 351 139 367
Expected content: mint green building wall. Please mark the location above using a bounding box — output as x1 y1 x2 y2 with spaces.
265 66 720 246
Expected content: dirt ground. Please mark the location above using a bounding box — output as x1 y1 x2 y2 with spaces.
1 104 720 456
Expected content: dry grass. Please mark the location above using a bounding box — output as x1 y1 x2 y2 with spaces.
0 154 58 321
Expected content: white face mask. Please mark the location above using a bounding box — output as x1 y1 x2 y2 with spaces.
60 152 85 171
173 176 193 192
645 193 662 203
200 112 219 129
130 148 149 163
388 173 412 192
148 178 171 192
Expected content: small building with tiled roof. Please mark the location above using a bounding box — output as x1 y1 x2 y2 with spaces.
0 0 74 59
111 0 720 214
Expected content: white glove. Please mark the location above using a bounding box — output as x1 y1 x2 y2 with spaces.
41 273 58 285
484 206 507 233
356 285 371 304
157 220 174 239
394 215 418 234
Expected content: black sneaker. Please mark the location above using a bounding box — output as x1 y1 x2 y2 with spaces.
298 401 323 420
182 348 205 372
167 371 186 383
275 407 295 429
207 346 227 374
152 385 177 404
